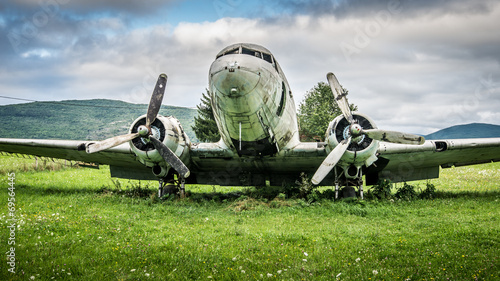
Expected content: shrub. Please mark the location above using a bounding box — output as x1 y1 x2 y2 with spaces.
419 181 436 199
368 179 392 199
395 182 417 200
295 172 315 199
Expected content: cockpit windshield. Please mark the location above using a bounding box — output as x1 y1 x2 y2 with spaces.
216 46 276 66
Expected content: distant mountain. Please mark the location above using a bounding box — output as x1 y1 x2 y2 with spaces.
424 123 500 140
0 99 199 142
3 100 498 143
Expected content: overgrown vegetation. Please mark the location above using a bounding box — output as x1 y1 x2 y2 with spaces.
1 155 499 280
0 154 79 174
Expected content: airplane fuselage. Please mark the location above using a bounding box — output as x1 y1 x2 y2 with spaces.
208 43 300 156
186 43 332 186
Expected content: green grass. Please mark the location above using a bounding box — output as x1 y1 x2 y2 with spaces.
0 155 499 280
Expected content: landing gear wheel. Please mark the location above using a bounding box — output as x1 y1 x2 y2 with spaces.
158 179 179 199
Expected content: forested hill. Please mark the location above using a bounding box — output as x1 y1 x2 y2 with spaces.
424 123 500 140
0 99 199 142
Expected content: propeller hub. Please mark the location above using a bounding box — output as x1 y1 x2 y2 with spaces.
138 125 150 137
350 124 363 136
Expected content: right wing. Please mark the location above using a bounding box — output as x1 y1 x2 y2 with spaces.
0 138 140 168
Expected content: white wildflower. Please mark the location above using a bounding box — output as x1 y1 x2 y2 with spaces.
304 252 308 256
303 259 307 262
373 269 378 275
241 270 245 274
355 257 361 262
267 273 273 277
131 269 136 272
277 270 282 274
30 276 35 280
145 273 150 277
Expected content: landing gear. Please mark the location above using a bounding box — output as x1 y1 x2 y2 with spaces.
158 178 179 198
332 167 364 200
179 177 186 199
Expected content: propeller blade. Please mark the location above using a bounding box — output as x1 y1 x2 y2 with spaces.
327 72 354 123
149 136 190 178
312 137 351 185
86 133 140 154
363 129 425 145
146 73 168 128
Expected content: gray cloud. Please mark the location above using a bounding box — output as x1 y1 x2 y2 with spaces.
276 0 497 18
1 0 499 135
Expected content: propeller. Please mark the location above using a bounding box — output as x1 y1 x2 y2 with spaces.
311 137 351 185
327 72 353 123
311 72 425 185
86 74 190 178
86 133 140 154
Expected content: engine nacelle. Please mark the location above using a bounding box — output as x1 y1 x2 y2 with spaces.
129 114 191 176
325 112 379 178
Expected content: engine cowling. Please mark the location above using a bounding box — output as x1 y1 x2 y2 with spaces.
325 112 379 178
129 114 191 177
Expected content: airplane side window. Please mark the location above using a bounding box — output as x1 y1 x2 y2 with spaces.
276 82 286 116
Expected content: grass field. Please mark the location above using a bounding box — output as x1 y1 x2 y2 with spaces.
0 155 499 280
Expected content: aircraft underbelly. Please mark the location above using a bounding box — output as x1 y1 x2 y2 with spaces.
191 156 328 186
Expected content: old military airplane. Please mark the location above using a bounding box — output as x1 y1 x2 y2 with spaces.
1 43 500 199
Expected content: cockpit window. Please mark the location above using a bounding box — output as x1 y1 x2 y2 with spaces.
216 47 240 59
242 47 261 58
262 53 273 64
217 46 278 70
226 48 239 55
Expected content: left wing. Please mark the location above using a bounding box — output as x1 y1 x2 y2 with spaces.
366 138 500 184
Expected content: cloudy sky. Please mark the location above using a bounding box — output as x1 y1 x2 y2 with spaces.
1 0 499 134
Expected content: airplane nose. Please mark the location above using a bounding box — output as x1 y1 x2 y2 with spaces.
210 62 261 97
